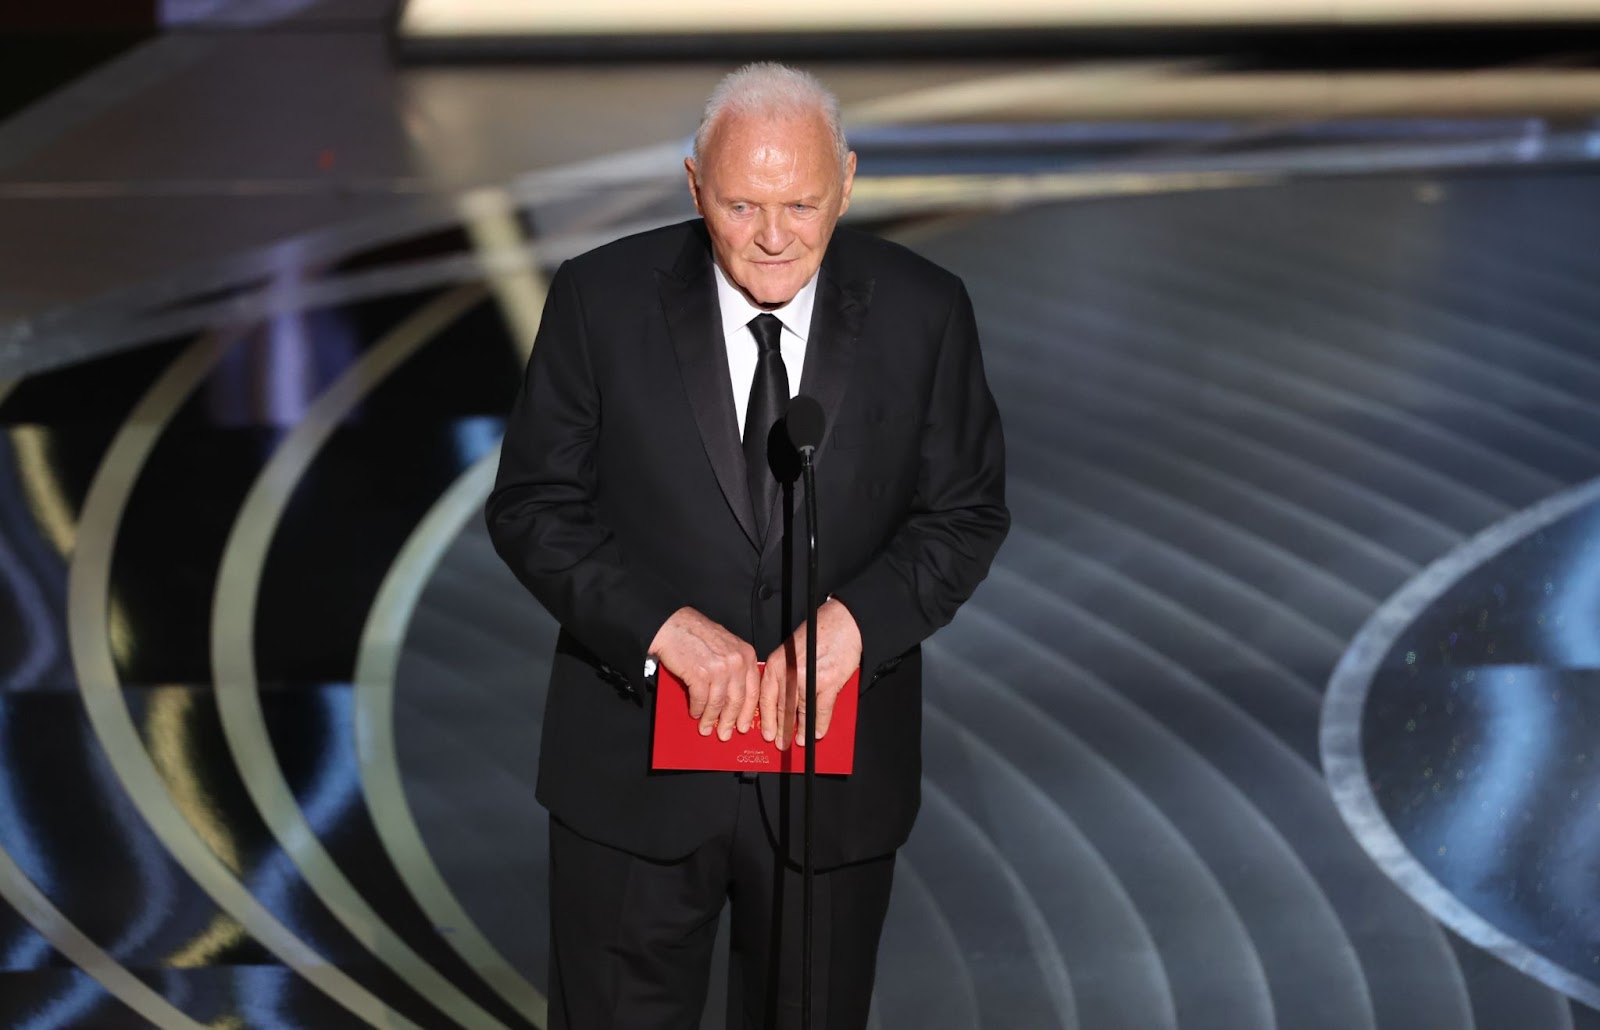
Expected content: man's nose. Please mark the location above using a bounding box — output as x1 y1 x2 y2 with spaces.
755 211 791 253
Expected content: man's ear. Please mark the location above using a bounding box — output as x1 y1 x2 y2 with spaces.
685 158 704 215
838 151 857 215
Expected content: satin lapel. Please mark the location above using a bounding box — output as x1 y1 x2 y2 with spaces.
761 267 873 547
658 248 759 550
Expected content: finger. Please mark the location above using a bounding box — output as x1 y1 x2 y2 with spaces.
785 667 809 751
791 656 811 747
776 671 795 752
759 660 781 741
775 677 790 751
686 676 709 721
813 681 839 742
698 682 727 737
716 667 744 741
737 659 760 734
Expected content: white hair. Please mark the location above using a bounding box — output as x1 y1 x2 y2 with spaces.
692 62 849 175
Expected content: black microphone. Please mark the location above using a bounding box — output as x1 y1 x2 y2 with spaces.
786 394 825 456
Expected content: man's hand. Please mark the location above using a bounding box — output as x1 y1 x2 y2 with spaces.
649 608 760 740
760 599 863 749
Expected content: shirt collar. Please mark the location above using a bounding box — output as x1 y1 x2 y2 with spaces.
713 261 817 343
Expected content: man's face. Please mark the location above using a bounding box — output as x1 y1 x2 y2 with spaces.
686 109 856 309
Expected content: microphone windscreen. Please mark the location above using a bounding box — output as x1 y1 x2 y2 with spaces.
785 394 826 452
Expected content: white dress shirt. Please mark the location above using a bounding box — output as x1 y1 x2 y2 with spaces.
714 262 815 436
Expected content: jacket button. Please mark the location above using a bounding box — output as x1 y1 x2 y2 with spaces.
758 583 775 600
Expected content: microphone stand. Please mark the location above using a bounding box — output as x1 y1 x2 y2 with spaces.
799 442 819 1030
783 394 826 1028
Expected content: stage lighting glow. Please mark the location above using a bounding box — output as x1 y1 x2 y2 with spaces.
399 0 1600 37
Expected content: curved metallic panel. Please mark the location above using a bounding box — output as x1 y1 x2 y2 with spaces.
0 362 293 1026
961 224 1568 510
873 856 978 1028
1005 481 1350 663
65 334 424 1028
354 446 548 1026
0 807 202 1026
921 701 1178 1030
977 504 1477 1027
939 596 1370 1029
916 199 1505 1027
916 780 1081 1028
1323 475 1600 1011
209 284 518 1029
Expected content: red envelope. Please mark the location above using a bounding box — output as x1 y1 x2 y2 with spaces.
651 662 858 774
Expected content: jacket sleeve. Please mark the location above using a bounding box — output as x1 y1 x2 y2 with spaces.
484 261 681 686
829 281 1009 682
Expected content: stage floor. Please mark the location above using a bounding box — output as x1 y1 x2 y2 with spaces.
3 4 1600 1027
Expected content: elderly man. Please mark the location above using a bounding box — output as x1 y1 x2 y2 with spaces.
487 62 1008 1029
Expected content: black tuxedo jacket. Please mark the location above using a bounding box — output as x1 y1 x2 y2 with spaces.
486 218 1008 868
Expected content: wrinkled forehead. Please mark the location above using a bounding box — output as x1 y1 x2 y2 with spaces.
700 109 840 178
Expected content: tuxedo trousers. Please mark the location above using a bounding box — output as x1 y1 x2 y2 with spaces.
548 775 896 1030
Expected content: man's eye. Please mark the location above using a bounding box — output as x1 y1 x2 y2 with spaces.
792 204 810 212
730 204 749 214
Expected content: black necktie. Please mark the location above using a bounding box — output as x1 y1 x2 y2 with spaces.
744 313 789 537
